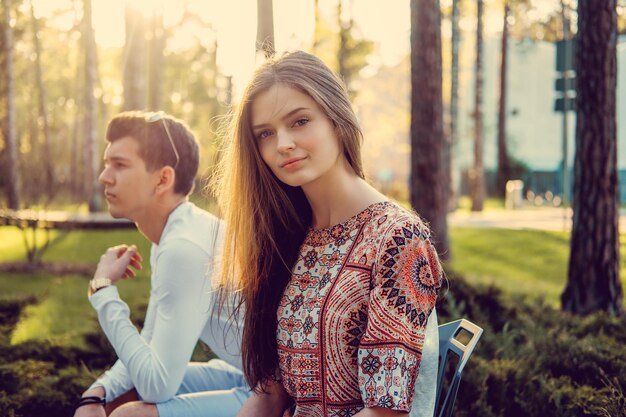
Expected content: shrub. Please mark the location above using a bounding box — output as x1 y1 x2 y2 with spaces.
1 276 625 416
440 271 626 417
0 298 111 417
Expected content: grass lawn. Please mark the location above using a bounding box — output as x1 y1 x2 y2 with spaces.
1 223 625 349
448 226 626 307
0 226 151 349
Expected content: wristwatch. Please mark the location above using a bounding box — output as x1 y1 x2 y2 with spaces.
89 277 112 296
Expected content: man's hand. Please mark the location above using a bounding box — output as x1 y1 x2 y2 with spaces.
94 245 143 285
73 387 107 417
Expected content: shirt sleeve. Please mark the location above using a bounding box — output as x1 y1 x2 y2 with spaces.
88 358 132 401
89 239 212 403
358 217 443 412
88 292 159 401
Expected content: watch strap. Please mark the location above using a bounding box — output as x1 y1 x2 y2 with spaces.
89 277 112 295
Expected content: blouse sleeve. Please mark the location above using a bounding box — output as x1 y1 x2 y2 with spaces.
358 217 442 412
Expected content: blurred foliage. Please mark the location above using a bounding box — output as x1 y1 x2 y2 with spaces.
437 274 626 417
0 224 623 414
0 0 229 209
0 289 215 416
2 0 621 209
0 298 116 417
0 272 624 416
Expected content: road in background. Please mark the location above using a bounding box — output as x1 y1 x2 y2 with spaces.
448 206 626 233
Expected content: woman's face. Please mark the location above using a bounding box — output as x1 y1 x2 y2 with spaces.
251 84 344 188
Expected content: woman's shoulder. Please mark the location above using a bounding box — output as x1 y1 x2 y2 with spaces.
371 200 432 240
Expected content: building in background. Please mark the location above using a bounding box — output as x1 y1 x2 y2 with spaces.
359 34 626 204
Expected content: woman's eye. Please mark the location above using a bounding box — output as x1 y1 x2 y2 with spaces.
256 130 273 140
293 117 309 127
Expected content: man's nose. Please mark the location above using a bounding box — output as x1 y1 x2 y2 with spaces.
99 166 112 185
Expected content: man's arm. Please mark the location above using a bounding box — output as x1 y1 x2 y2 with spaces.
74 246 142 416
89 241 212 403
83 358 136 405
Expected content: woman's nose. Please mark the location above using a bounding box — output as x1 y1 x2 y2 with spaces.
276 131 296 153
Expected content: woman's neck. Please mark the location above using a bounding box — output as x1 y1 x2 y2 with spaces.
302 161 387 229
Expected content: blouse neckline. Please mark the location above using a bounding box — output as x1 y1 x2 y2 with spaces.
304 200 394 246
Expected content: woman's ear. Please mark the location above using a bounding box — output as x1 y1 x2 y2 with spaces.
155 166 176 195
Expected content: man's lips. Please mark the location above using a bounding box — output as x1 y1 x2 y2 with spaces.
280 157 306 168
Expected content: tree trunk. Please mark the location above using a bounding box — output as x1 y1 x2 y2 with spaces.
562 0 622 316
256 0 275 59
71 4 82 198
123 4 147 110
337 0 348 84
71 103 82 196
448 0 461 211
148 10 164 111
30 0 55 199
496 0 510 198
470 0 485 212
560 0 572 206
2 0 21 209
83 0 100 212
335 0 372 100
69 0 82 197
410 0 450 260
312 0 321 54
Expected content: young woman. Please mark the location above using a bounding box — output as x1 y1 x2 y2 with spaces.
212 51 443 417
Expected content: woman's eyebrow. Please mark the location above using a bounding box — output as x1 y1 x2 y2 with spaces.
252 107 311 130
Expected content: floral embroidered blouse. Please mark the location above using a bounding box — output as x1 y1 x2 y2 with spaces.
277 201 443 417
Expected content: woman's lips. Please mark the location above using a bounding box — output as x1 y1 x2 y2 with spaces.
281 157 306 170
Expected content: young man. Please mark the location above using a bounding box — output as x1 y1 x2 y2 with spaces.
74 111 249 417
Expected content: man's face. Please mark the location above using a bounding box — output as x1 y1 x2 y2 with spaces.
99 136 160 220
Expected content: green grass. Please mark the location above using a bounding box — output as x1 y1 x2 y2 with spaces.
7 273 150 349
0 226 152 348
2 224 625 350
0 226 151 264
448 226 626 307
0 271 52 302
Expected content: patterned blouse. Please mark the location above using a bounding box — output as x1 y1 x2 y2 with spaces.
277 201 443 417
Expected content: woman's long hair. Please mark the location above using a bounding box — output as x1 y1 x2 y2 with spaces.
210 51 365 391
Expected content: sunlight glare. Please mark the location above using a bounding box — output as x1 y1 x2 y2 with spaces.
36 0 419 101
125 0 165 18
351 0 409 67
93 0 125 48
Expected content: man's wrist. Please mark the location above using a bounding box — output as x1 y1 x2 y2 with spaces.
76 386 106 411
88 278 112 296
76 396 106 411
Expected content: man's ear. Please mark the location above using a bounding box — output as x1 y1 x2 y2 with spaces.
154 166 176 195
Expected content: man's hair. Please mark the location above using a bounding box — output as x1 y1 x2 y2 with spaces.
106 111 199 196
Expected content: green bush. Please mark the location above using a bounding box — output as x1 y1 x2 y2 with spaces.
439 272 626 417
0 298 112 417
1 276 625 416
